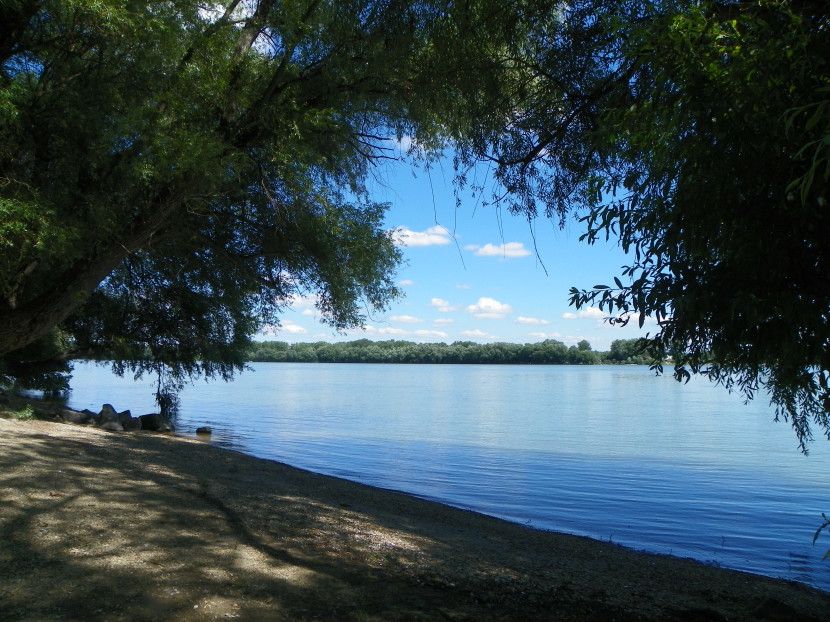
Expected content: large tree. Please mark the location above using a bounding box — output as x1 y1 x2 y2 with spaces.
457 0 830 449
0 0 545 404
4 0 829 448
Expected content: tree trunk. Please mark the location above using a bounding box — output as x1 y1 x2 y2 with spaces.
0 250 125 356
0 193 182 357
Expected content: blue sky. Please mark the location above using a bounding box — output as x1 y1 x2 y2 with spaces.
267 150 653 351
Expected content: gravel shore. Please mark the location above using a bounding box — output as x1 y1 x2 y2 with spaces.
1 416 829 621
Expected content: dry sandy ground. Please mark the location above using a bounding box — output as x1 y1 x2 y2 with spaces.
1 416 830 622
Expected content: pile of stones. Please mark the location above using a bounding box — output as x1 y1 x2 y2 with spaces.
59 403 174 433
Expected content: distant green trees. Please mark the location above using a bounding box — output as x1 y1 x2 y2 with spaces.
606 339 653 365
246 338 653 365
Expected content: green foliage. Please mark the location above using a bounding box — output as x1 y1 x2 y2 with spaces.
0 0 556 405
5 0 827 441
579 2 830 451
606 339 653 365
0 329 73 394
246 338 634 366
11 404 36 421
457 0 830 450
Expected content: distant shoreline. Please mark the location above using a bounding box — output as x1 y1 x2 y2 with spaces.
246 337 657 365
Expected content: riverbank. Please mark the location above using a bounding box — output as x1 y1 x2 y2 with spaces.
1 416 829 622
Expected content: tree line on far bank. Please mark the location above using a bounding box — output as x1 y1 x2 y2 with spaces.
246 338 652 366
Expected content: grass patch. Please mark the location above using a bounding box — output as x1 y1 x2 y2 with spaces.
0 392 57 421
11 404 37 420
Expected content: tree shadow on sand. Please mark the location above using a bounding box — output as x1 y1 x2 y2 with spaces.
1 422 829 622
0 425 559 621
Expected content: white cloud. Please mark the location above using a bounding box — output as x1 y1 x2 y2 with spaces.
398 279 414 286
396 135 415 151
456 284 472 290
201 2 277 56
413 329 449 339
516 316 550 325
257 324 279 337
393 135 426 153
289 294 318 310
200 2 255 22
364 326 409 336
434 318 454 325
466 242 531 258
301 308 316 316
390 315 423 324
357 325 447 341
465 297 513 319
562 306 605 320
429 297 459 312
259 319 308 337
560 307 658 327
392 225 452 247
280 321 307 335
461 329 496 339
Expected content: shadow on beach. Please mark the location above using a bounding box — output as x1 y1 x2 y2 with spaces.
1 418 829 622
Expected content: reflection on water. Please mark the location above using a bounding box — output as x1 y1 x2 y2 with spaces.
65 361 830 590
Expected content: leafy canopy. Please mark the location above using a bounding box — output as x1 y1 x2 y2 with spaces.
3 0 829 447
0 0 552 407
456 0 830 450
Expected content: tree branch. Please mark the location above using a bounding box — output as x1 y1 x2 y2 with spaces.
0 186 187 355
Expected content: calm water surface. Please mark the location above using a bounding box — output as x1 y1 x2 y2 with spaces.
66 362 830 590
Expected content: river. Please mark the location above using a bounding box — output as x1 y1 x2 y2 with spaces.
65 361 830 590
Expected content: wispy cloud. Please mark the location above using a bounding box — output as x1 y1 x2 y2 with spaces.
393 135 426 154
465 242 531 259
434 318 454 325
562 307 605 320
280 320 308 335
390 315 423 324
461 329 496 339
357 325 448 341
392 225 452 247
288 293 318 310
465 297 513 319
363 326 409 336
290 294 320 318
413 329 449 339
516 316 550 325
429 297 459 312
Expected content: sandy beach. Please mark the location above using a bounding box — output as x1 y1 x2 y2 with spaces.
1 415 829 621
